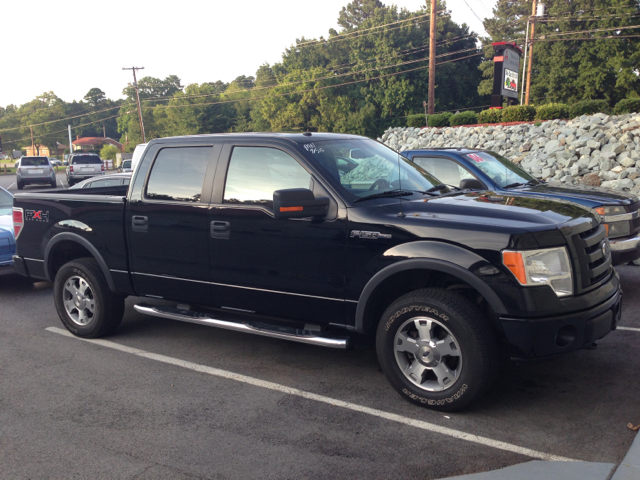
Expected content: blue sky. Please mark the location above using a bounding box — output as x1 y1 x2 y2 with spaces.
2 0 496 107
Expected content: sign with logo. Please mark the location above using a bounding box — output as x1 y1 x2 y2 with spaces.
500 49 521 99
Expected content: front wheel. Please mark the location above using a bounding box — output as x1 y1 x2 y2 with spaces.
54 258 125 338
376 288 498 411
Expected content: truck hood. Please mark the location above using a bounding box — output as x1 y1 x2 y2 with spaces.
511 182 638 207
396 191 597 232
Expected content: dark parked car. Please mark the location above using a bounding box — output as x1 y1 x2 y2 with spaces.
13 133 621 411
69 173 131 190
16 156 57 189
403 148 640 265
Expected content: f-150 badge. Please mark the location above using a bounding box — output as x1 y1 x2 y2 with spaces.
25 210 49 222
350 230 391 239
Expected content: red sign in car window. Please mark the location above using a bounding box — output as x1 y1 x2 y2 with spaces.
468 154 485 163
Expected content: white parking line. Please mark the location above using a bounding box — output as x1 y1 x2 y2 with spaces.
618 326 640 332
8 182 15 189
46 326 577 462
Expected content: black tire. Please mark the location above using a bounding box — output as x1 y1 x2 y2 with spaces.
50 180 57 188
376 288 498 411
67 178 74 186
17 181 24 190
53 258 125 338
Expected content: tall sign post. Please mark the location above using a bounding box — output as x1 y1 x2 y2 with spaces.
490 42 523 109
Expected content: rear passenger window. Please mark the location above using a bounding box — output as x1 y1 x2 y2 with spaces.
224 147 311 208
146 147 210 202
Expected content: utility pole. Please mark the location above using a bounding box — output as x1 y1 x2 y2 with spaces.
103 124 106 138
427 0 437 115
525 0 537 105
68 125 73 156
30 126 34 155
122 66 146 142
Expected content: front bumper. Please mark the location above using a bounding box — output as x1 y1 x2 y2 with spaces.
610 233 640 264
500 287 622 359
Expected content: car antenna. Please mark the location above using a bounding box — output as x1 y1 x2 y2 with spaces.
397 152 405 218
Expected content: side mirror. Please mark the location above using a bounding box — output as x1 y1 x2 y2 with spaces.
460 178 486 190
273 188 329 219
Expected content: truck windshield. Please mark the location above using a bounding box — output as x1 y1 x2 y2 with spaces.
465 151 539 188
298 138 447 201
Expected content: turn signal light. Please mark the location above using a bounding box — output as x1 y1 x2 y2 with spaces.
594 207 605 216
13 207 24 239
502 251 526 284
280 206 304 212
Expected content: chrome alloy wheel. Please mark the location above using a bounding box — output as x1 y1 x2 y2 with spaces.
63 276 96 326
393 317 462 392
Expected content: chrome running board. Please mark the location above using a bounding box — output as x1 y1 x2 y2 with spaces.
134 303 349 349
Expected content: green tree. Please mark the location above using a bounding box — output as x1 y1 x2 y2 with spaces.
480 0 640 104
100 144 119 160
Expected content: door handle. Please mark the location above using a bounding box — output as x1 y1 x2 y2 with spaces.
132 215 148 233
210 220 230 239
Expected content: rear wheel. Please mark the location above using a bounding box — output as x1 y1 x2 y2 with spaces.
376 288 498 411
54 258 125 338
17 181 24 190
50 179 57 188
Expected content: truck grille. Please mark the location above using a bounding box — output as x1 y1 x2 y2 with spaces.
570 224 611 293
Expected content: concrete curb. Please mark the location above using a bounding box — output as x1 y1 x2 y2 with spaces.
439 432 638 480
440 460 616 480
611 431 640 480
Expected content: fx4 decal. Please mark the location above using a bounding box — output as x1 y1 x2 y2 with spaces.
350 230 392 239
25 210 49 222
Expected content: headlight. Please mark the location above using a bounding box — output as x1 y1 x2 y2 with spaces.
606 221 631 239
503 247 573 297
594 206 626 216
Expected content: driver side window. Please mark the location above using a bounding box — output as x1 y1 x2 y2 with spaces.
224 147 311 209
413 157 474 188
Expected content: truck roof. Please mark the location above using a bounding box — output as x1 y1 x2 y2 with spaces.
150 132 367 146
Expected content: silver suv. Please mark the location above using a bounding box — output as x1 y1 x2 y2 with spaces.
66 153 104 186
16 156 57 190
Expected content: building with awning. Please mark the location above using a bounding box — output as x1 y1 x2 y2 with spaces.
72 136 123 152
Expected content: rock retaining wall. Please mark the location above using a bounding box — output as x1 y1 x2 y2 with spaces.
379 112 640 193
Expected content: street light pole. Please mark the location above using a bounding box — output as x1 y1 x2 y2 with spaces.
122 67 146 143
427 0 437 115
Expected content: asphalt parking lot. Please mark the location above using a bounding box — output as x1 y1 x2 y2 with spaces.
1 264 638 479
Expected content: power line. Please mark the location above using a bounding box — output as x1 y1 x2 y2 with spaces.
0 102 134 133
291 14 451 51
141 46 480 113
537 24 640 39
534 34 640 42
141 52 483 113
295 12 435 47
138 36 478 108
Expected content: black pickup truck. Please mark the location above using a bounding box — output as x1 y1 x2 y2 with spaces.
12 133 622 411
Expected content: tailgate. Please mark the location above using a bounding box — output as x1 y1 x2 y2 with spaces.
13 191 128 280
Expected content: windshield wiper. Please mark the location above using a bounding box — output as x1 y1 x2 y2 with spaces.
425 183 449 193
504 180 538 189
354 190 415 203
